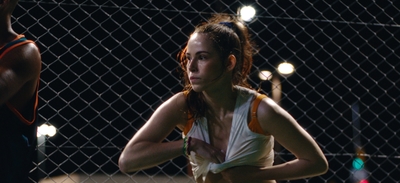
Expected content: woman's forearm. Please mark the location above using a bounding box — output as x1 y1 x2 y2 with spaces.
260 157 328 180
118 139 184 173
222 157 327 182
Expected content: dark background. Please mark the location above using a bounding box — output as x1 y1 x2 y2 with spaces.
11 1 399 182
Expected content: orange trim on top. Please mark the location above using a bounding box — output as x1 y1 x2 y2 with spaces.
0 35 23 46
248 94 268 135
1 35 39 126
0 35 25 51
183 93 269 136
5 80 39 126
183 112 194 136
13 35 25 40
0 40 34 58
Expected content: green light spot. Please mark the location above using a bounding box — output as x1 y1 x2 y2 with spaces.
352 157 364 170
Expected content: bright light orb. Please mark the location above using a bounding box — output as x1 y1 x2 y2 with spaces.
277 62 295 75
37 124 57 137
258 70 272 81
239 6 256 22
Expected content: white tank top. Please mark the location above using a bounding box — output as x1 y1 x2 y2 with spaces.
183 86 275 181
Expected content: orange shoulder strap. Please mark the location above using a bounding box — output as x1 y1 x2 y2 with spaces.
0 35 34 58
184 94 268 136
248 94 268 135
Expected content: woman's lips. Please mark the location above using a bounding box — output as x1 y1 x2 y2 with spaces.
189 77 200 82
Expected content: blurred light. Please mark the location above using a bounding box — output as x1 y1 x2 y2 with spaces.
277 62 295 75
239 6 256 22
351 166 368 183
37 124 57 137
258 70 272 81
352 157 364 170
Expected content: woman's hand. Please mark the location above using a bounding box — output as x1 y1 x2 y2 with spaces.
189 137 226 163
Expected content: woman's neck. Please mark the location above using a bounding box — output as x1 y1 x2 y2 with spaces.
202 85 237 117
0 28 17 47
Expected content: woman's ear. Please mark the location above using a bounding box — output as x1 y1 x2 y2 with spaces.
226 54 236 71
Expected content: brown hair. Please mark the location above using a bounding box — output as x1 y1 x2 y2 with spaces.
177 14 256 119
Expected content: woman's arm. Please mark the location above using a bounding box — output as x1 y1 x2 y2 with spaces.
0 43 41 106
118 92 188 173
221 97 328 182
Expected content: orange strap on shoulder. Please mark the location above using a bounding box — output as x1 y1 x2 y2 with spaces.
1 35 38 125
248 94 268 135
0 35 34 58
183 93 269 136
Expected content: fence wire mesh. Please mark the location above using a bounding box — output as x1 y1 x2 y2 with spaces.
11 0 399 182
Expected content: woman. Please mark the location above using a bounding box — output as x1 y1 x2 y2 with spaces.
1 0 42 182
119 14 328 183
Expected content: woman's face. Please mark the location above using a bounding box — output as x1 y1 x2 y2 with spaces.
185 33 226 92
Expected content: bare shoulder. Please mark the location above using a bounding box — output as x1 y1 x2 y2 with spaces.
1 41 41 77
256 97 299 135
17 42 41 69
0 41 41 106
154 92 188 129
161 92 187 110
257 97 282 118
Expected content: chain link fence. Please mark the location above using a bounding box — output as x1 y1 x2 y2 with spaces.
11 0 399 182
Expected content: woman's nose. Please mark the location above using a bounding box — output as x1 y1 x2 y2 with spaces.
188 59 197 72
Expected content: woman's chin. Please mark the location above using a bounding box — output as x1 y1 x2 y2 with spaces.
191 85 203 92
192 88 202 93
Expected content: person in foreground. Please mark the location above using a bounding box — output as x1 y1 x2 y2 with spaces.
0 0 41 182
119 14 328 183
